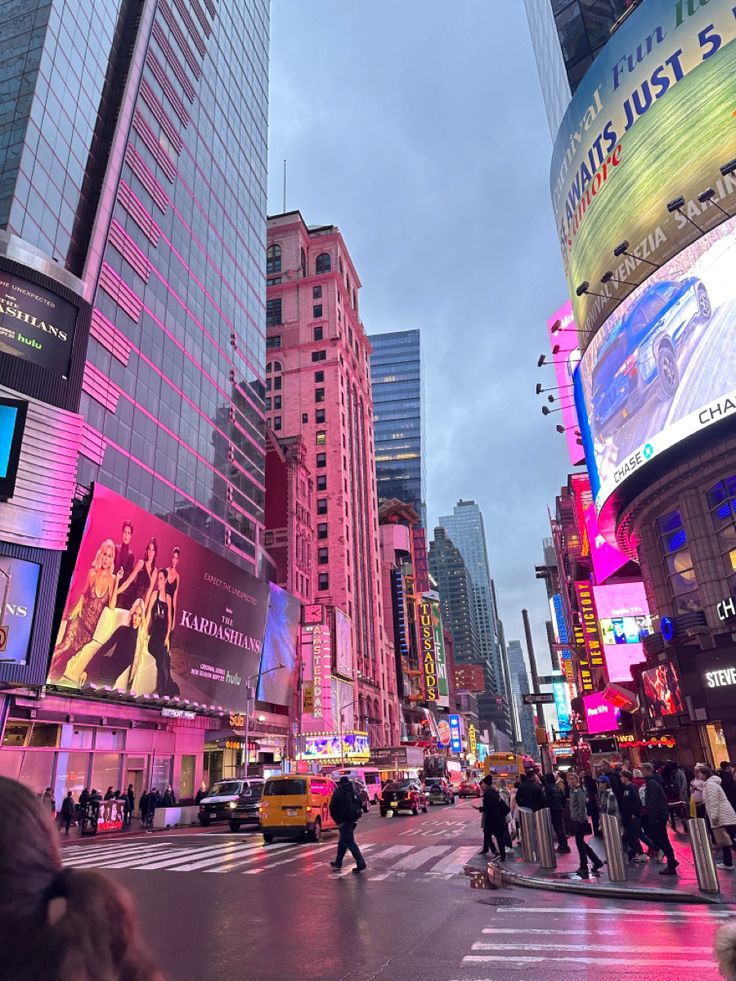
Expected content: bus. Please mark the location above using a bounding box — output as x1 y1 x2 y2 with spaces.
483 753 525 781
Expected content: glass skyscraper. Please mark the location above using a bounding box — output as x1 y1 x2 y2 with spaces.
2 0 269 572
369 329 426 527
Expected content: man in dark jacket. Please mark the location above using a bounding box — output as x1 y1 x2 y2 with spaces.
329 776 366 873
60 791 76 836
543 773 570 852
620 770 649 861
479 776 509 860
515 773 545 812
642 763 678 874
125 784 135 826
719 763 736 812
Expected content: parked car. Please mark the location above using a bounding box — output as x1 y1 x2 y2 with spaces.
331 775 370 813
198 778 264 826
426 777 456 805
459 780 482 799
592 277 711 436
228 782 264 831
380 780 428 816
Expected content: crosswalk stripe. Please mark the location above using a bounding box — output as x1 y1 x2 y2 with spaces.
172 843 295 873
463 956 715 968
64 845 171 867
203 843 304 873
426 845 478 874
495 907 732 917
96 842 249 870
135 841 273 871
370 845 414 861
471 943 713 953
62 841 166 858
242 843 335 873
329 842 377 875
390 845 451 870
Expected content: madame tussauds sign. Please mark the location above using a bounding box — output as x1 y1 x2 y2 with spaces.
0 274 77 376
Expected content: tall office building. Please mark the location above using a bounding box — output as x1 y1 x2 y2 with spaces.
506 640 537 758
264 211 396 748
369 329 426 527
0 0 273 798
439 500 511 737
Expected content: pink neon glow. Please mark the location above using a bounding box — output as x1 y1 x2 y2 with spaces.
592 582 650 683
584 503 629 584
583 691 620 734
547 301 584 466
592 582 649 619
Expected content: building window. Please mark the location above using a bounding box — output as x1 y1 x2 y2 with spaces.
316 252 331 274
273 376 282 390
317 498 327 515
302 413 308 424
314 371 324 383
314 388 325 403
300 247 306 278
317 523 328 540
313 286 322 299
316 430 326 445
656 509 700 613
339 257 344 274
707 476 736 596
266 298 282 326
273 416 282 431
318 547 328 565
266 243 281 275
273 396 281 409
265 398 271 410
266 334 281 349
313 326 323 341
316 474 327 491
272 360 282 372
266 362 273 373
313 305 323 318
266 378 272 392
315 409 325 424
312 350 326 362
318 572 329 591
316 453 326 468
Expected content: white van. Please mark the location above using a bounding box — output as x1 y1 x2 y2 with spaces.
198 778 264 825
330 767 382 803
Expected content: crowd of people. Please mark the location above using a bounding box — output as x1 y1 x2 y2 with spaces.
476 757 736 879
39 784 179 835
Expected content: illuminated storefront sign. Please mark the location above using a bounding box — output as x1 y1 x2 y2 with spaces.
412 526 430 593
449 714 462 754
300 621 333 732
468 724 477 756
575 581 607 687
418 599 438 702
705 667 736 689
592 582 651 683
301 732 369 760
717 597 736 622
616 734 677 750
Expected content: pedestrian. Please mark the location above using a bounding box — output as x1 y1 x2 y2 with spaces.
40 787 56 816
147 789 160 827
104 786 115 801
477 775 509 860
139 790 149 826
162 785 176 807
0 776 163 981
328 776 366 873
620 770 650 862
583 772 601 836
59 792 75 837
719 762 736 813
662 761 687 833
596 774 619 818
641 762 679 875
125 784 135 827
89 788 101 802
715 919 736 980
515 772 545 812
497 778 514 849
599 760 624 809
568 772 604 879
78 787 89 810
543 772 570 853
698 764 736 871
195 782 208 804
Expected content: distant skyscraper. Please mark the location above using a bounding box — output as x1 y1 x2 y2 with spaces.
506 640 537 757
369 330 426 527
428 527 481 666
439 500 511 737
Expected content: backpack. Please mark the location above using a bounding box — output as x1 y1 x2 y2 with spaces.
349 790 363 821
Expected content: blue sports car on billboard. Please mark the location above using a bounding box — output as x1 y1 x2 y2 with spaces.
592 277 711 436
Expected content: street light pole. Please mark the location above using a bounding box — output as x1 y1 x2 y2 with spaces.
242 664 284 779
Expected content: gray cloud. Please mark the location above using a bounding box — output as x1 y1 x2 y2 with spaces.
268 1 573 671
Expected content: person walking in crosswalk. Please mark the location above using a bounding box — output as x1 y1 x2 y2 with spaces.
329 776 367 873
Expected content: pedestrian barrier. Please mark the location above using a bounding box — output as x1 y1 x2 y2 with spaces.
151 805 200 830
600 811 626 882
533 807 557 870
688 816 720 894
518 806 537 863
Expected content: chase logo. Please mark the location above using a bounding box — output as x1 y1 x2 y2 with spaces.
643 443 654 460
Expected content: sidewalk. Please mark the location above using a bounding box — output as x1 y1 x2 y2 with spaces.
466 825 736 905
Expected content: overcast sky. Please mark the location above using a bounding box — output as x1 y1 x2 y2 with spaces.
267 1 572 672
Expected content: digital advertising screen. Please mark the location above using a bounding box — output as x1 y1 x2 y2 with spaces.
257 582 300 706
550 0 736 339
0 397 27 500
0 273 78 376
583 691 620 735
48 484 273 713
0 555 41 665
592 582 651 683
641 661 685 721
334 607 353 679
576 213 736 512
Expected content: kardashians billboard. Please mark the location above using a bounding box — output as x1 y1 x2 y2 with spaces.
48 484 274 713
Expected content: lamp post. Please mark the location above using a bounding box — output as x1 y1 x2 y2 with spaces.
243 664 284 779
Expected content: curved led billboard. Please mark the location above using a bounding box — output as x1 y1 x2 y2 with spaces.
551 0 736 339
576 213 736 511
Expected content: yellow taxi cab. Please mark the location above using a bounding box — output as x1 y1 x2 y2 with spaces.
259 774 336 843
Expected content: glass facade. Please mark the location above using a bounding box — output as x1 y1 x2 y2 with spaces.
369 330 426 527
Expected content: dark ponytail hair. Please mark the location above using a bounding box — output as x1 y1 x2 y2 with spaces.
0 777 163 981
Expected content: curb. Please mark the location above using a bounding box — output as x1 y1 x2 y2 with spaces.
464 859 727 905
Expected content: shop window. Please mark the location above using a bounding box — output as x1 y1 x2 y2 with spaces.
152 756 173 791
91 753 123 794
2 720 30 747
0 749 22 780
28 723 60 748
19 751 54 796
656 509 701 613
55 751 91 801
706 476 736 596
180 755 196 800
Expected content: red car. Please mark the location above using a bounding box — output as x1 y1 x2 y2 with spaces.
458 780 482 798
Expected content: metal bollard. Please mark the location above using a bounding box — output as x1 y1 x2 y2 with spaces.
688 816 720 894
534 807 557 870
518 806 537 862
600 811 627 882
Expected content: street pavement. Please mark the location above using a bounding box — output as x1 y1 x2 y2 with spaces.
60 799 729 980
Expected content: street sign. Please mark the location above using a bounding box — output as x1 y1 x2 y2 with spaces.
523 692 555 705
537 674 565 685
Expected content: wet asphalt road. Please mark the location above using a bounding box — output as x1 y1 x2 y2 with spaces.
61 799 728 980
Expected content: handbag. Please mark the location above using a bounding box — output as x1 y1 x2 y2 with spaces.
582 820 593 836
713 825 733 847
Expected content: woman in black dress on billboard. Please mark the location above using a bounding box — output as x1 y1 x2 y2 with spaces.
118 537 158 611
165 547 181 634
146 569 179 697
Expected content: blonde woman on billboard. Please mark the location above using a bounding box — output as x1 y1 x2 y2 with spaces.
79 599 146 689
49 539 122 681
